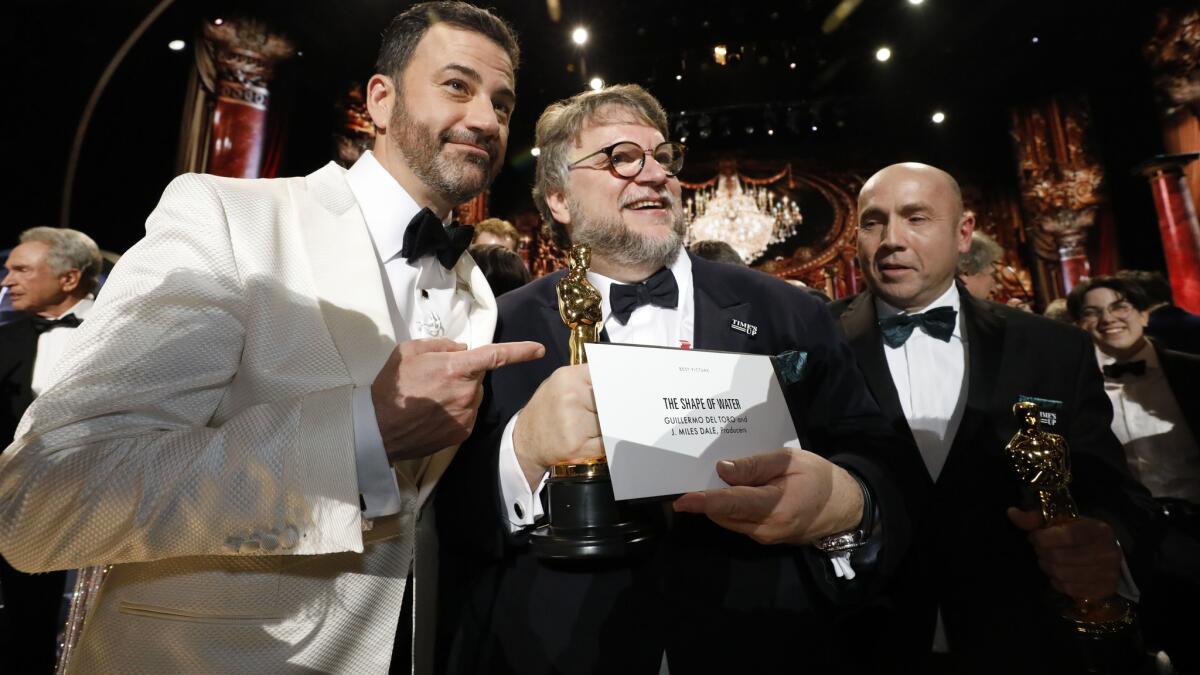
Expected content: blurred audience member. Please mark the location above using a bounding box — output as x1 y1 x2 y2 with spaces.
1042 297 1072 323
0 226 101 673
472 217 520 251
470 243 530 297
784 279 833 303
956 230 1002 300
1116 269 1200 355
688 239 745 266
1068 275 1200 673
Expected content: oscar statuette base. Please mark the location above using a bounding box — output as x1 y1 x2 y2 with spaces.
1059 596 1146 675
529 460 656 560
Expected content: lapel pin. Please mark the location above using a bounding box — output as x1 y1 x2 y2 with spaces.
730 318 758 337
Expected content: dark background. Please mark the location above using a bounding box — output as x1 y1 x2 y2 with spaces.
1 0 1179 269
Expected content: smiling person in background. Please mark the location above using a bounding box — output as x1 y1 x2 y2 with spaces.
1067 275 1200 672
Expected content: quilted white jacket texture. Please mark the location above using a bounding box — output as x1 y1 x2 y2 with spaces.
0 162 497 673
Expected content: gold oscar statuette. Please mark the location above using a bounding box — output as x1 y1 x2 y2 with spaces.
528 244 655 560
1005 401 1143 672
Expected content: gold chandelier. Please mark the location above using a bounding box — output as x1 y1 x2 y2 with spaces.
684 165 802 264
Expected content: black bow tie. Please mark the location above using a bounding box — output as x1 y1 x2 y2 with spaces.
31 314 83 334
878 306 957 348
1103 360 1146 379
609 268 679 324
399 207 473 269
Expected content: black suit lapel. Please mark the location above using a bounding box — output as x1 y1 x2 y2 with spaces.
940 289 1007 482
1156 342 1200 441
0 319 38 390
0 318 39 443
838 292 912 438
536 280 573 367
690 255 754 352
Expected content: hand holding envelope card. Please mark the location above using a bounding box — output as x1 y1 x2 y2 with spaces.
583 343 802 500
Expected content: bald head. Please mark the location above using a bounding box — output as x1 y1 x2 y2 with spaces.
855 162 974 310
859 163 964 220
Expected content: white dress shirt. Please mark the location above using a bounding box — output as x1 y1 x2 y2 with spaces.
876 283 969 482
345 150 476 518
1098 342 1200 502
498 250 695 528
30 297 94 396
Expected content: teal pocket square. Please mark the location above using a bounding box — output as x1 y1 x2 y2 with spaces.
773 350 809 386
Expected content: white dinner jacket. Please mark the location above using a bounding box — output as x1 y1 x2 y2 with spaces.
0 162 497 674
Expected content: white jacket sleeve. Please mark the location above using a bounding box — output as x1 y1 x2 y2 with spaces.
0 174 364 572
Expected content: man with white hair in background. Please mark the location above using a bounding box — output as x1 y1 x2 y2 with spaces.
0 226 102 673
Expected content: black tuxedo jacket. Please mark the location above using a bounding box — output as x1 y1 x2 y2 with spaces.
1148 305 1200 356
435 254 926 675
830 287 1157 673
1156 342 1200 440
0 318 38 446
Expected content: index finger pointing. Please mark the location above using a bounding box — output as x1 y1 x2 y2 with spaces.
458 341 546 376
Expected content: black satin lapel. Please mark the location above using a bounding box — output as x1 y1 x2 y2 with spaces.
538 296 572 366
840 293 910 435
6 320 38 391
693 284 751 351
944 292 1006 476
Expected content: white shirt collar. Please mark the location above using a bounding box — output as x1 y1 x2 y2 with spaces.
874 281 964 340
345 150 437 263
1096 339 1158 371
588 247 692 326
44 296 94 320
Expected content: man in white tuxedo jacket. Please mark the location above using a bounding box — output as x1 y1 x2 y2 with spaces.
0 3 542 673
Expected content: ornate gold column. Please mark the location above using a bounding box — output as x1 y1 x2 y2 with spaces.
1137 153 1200 313
1011 98 1105 297
202 19 293 178
1144 8 1200 312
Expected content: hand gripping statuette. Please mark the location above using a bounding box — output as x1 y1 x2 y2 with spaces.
1005 401 1141 673
530 244 656 560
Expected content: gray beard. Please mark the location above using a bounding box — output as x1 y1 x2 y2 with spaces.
566 195 687 271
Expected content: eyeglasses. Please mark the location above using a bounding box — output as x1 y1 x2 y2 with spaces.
1078 300 1136 324
567 140 686 179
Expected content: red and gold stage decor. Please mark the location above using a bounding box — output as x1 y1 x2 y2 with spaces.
201 18 294 178
749 168 860 299
959 192 1036 310
333 82 374 169
1145 8 1200 313
1011 97 1106 296
529 225 569 278
1137 153 1200 313
455 191 490 227
683 161 802 264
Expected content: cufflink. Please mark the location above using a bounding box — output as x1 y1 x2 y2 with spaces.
514 502 524 519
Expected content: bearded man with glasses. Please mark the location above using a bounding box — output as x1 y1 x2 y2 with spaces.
434 84 925 674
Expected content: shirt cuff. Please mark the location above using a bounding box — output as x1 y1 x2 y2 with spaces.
498 412 547 532
352 385 402 519
1115 544 1140 603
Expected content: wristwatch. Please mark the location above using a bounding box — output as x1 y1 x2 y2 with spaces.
813 471 873 553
